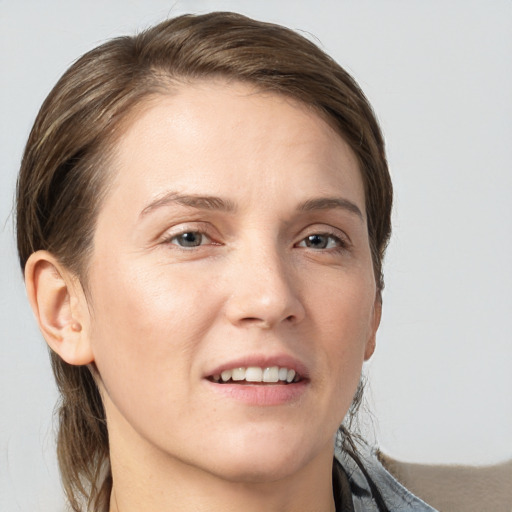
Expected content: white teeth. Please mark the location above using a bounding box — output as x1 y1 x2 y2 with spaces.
278 367 288 381
263 366 279 383
245 367 263 382
232 368 245 381
221 370 232 382
212 366 300 384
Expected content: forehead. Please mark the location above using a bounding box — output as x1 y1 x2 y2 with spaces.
105 80 365 215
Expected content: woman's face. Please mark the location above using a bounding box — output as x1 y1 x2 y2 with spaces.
84 81 380 481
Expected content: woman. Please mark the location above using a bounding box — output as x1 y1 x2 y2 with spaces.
17 12 437 512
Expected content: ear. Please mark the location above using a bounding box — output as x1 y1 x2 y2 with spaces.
24 251 93 366
364 295 382 361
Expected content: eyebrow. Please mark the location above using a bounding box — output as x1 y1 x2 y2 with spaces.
298 197 364 221
140 192 237 217
140 191 363 221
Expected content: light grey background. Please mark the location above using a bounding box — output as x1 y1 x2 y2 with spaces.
1 1 511 510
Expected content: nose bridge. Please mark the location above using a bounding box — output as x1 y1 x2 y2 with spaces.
225 233 305 328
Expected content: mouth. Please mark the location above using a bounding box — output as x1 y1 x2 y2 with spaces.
204 358 308 405
207 366 302 385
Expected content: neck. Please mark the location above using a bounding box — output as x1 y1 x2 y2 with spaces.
107 414 336 512
109 462 336 512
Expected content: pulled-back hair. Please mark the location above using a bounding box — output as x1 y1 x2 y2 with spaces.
16 12 392 511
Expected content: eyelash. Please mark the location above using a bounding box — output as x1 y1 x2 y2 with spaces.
163 230 214 249
295 232 348 251
162 228 348 252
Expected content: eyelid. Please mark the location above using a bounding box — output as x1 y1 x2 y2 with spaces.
170 231 212 247
297 224 351 246
160 222 219 246
296 233 347 250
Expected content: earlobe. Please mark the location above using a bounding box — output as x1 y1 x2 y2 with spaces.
24 251 93 366
364 296 382 361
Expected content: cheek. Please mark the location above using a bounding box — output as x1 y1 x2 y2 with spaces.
90 256 214 341
85 259 219 410
309 270 376 402
313 266 376 343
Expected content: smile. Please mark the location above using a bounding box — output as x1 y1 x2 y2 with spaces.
210 366 300 384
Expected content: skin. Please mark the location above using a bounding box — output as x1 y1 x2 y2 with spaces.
26 81 381 512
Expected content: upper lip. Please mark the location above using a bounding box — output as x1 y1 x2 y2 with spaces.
204 354 310 380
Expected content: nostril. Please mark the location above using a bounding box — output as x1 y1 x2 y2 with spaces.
240 314 297 328
241 317 264 324
239 316 278 329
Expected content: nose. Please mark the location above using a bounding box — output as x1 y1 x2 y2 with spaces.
224 241 306 329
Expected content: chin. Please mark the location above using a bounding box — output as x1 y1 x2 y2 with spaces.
194 430 324 484
209 454 307 484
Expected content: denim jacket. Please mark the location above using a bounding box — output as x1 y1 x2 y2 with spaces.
335 446 439 511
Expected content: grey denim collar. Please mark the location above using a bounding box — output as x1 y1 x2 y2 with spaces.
335 446 439 512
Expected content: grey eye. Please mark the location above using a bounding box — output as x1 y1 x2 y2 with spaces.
304 234 329 249
172 232 205 247
297 234 342 250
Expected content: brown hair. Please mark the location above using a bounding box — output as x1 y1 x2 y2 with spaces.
16 12 392 511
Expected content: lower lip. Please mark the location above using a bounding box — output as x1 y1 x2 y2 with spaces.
205 380 308 406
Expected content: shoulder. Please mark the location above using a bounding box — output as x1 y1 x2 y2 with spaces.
335 445 439 512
